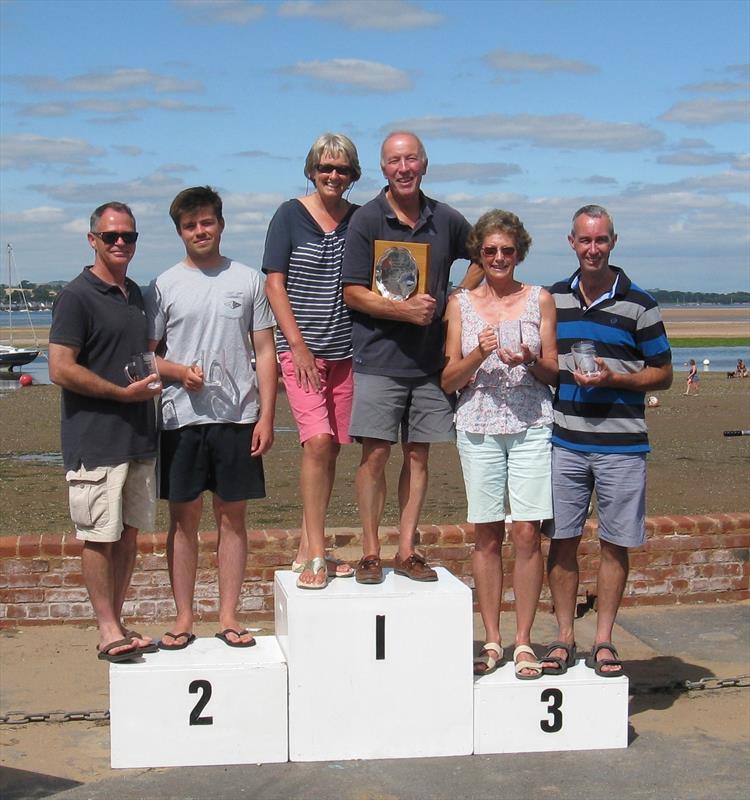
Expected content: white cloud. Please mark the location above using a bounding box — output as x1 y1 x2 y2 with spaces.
113 145 144 157
584 175 617 185
174 0 266 25
660 98 750 125
426 162 522 185
681 80 750 94
2 207 67 225
7 68 202 94
384 113 664 151
0 134 104 170
19 98 225 117
727 63 750 79
657 151 732 166
280 59 411 92
732 153 750 171
29 171 190 203
483 49 597 75
278 0 443 30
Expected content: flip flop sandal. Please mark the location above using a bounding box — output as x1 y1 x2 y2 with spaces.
215 628 256 648
296 557 328 590
158 632 196 651
513 644 544 681
542 641 577 675
585 641 624 678
97 637 140 663
474 642 503 676
292 557 354 578
125 629 159 654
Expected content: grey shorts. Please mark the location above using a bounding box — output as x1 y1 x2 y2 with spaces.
349 372 456 443
546 446 647 548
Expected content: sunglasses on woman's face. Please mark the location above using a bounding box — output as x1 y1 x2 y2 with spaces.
316 164 353 177
481 246 516 258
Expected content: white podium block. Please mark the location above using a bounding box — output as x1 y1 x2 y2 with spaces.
275 567 474 761
110 636 288 768
473 659 628 754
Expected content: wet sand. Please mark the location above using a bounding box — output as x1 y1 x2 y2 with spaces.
1 372 748 536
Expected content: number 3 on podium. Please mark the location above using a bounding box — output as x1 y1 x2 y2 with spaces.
540 688 563 733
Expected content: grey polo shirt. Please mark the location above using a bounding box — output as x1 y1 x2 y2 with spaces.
341 188 471 378
50 266 157 470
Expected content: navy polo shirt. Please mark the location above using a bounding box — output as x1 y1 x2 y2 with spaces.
342 188 471 378
50 266 157 470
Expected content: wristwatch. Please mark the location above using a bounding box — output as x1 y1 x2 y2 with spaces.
524 357 537 368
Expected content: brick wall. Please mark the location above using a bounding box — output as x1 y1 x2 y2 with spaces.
0 513 748 626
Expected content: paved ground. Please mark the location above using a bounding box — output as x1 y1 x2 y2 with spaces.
1 602 748 800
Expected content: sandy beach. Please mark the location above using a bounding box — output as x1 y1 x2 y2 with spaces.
4 307 749 347
1 371 748 537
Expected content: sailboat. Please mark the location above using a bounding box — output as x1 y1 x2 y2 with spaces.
1 244 40 370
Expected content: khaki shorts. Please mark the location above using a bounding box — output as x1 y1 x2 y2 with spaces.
66 459 156 542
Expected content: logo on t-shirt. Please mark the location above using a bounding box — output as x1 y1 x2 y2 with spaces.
225 300 241 309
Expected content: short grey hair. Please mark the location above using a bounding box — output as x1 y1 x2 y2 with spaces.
304 133 361 182
571 204 615 238
380 131 427 168
90 202 135 232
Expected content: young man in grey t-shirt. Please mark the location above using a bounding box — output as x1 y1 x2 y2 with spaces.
146 186 277 650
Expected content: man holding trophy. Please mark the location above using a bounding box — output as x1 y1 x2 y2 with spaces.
342 131 479 584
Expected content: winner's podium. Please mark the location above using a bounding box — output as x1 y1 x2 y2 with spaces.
110 636 288 768
473 659 628 754
275 567 474 761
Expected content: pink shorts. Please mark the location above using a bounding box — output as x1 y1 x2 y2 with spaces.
279 353 354 445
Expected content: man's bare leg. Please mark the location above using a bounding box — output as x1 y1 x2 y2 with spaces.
397 442 429 560
511 521 544 674
111 524 152 645
592 539 629 673
541 536 581 669
82 540 135 656
472 521 504 671
297 435 339 587
164 497 202 646
356 438 391 558
214 496 254 644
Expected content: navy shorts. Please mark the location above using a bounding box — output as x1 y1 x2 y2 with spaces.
159 423 266 503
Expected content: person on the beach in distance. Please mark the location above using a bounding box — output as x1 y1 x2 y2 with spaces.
685 358 700 395
146 186 277 650
542 204 673 678
442 210 558 679
49 202 161 663
263 133 361 589
735 358 747 378
341 131 482 584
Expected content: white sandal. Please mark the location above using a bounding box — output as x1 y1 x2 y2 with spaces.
513 644 543 680
292 557 354 578
474 642 503 675
296 557 328 590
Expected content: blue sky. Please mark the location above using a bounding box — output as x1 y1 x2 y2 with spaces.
1 0 748 291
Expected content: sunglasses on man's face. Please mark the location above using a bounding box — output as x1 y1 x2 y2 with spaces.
92 231 139 245
316 164 354 177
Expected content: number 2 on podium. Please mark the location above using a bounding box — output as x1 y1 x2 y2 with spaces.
540 688 563 733
189 679 214 726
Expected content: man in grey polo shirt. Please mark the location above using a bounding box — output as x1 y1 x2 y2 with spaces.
49 202 161 663
342 131 480 584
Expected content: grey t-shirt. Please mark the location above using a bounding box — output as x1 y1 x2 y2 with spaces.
145 258 275 429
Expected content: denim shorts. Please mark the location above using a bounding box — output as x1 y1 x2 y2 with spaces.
547 446 647 548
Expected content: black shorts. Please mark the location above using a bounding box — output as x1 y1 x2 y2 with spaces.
159 423 266 503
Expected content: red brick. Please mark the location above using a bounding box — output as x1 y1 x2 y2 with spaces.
437 527 465 545
39 574 64 587
62 573 85 587
24 603 52 618
17 535 41 557
333 532 358 548
0 588 45 603
39 534 64 556
44 588 89 602
4 605 28 618
418 530 439 545
135 533 157 554
61 538 83 556
139 555 167 571
199 531 219 549
0 538 18 557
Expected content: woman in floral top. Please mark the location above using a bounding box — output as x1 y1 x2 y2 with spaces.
442 209 558 680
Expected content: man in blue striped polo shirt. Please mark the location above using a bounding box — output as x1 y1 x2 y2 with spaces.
542 205 672 678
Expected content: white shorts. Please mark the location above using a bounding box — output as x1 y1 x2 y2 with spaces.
66 459 156 542
456 425 552 524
